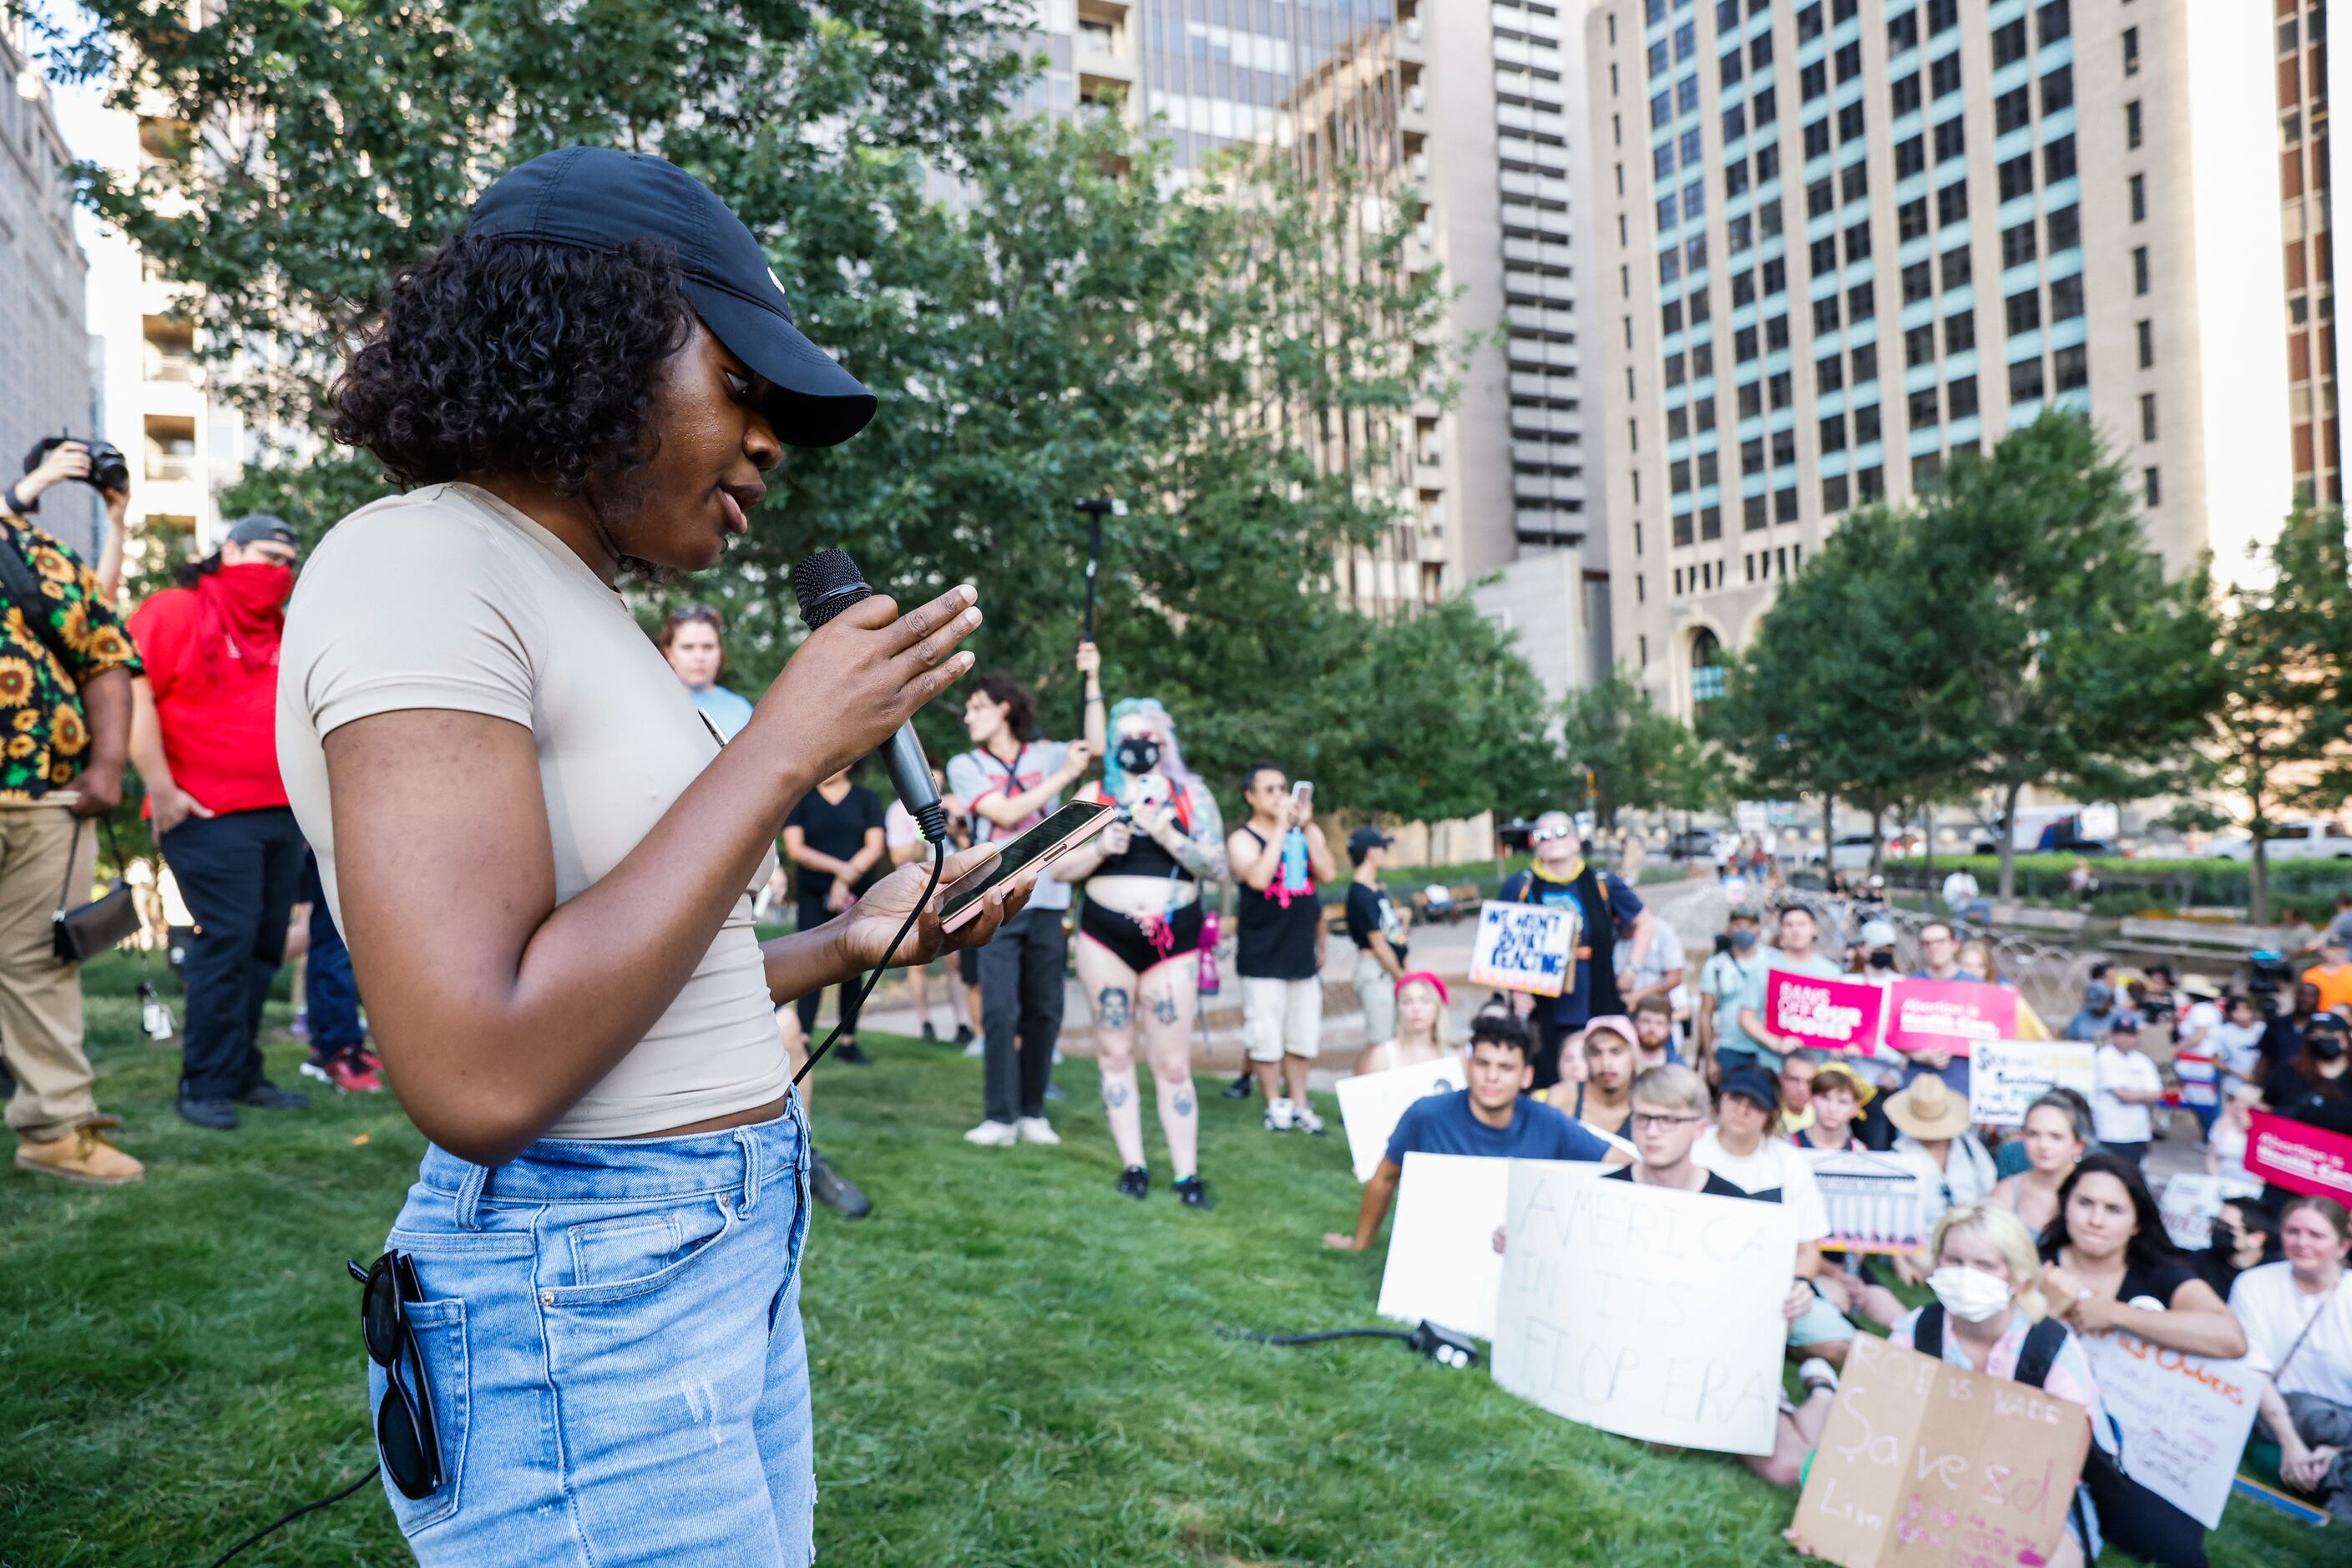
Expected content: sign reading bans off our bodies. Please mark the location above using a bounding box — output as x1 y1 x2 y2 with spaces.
1469 902 1579 998
1490 1161 1796 1455
1766 970 1886 1055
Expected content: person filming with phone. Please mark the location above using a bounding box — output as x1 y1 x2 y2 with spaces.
276 148 1034 1565
1228 761 1337 1133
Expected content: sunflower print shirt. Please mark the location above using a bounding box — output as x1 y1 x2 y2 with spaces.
1 518 142 802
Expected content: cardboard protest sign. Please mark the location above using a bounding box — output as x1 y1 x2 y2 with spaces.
1806 1151 1925 1255
2245 1108 2352 1202
1490 1161 1795 1454
1765 970 1887 1055
2080 1329 2260 1530
1883 979 2016 1058
1375 1155 1607 1339
2157 1172 2225 1252
1790 1333 2090 1568
1338 1054 1468 1182
1970 1039 2098 1128
1469 901 1577 997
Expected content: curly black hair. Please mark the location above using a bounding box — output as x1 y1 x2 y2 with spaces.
331 234 694 493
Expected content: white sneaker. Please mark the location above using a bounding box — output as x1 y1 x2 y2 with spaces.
1263 1097 1294 1132
1291 1101 1327 1136
963 1120 1019 1146
1797 1357 1839 1398
1016 1116 1061 1146
962 1039 984 1059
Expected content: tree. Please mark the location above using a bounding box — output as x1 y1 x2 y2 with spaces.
1557 670 1718 833
2202 507 2352 922
1912 413 2223 902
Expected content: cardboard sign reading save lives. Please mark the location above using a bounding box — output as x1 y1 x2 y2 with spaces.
1790 1335 2090 1568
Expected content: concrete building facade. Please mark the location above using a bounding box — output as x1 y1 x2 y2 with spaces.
1585 0 2289 721
0 21 100 557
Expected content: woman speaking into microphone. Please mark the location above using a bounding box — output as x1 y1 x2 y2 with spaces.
276 148 1029 1565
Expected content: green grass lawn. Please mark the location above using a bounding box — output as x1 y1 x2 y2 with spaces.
3 957 2344 1566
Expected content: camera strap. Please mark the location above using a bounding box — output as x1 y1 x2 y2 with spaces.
0 525 85 694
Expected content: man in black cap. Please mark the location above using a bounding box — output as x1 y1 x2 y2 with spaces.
1344 824 1409 1048
280 148 1019 1564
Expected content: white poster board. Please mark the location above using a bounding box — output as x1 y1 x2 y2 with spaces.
2080 1330 2262 1530
1970 1039 2098 1128
1337 1054 1469 1182
2157 1173 2225 1252
1469 902 1578 997
1490 1161 1796 1454
1374 1154 1599 1340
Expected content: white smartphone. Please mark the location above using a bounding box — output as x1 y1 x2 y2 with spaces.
939 799 1116 933
1291 780 1313 812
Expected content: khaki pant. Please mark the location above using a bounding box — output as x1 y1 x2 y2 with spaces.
0 803 100 1142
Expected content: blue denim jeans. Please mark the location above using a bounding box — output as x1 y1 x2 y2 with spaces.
371 1100 816 1565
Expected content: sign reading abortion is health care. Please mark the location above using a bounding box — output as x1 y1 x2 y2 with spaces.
1490 1161 1796 1455
1469 902 1579 997
2245 1109 2352 1202
1765 970 1886 1054
1882 979 2016 1058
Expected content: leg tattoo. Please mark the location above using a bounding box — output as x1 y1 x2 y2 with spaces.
1172 1091 1196 1117
1103 1081 1131 1109
1098 987 1131 1028
1148 993 1180 1027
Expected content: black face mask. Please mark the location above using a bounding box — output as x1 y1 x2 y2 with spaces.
1116 736 1161 776
2314 1034 2349 1064
1868 950 1896 971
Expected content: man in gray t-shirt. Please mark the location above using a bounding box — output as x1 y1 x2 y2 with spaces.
946 650 1103 1146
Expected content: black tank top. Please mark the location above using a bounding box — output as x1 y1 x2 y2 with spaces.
1236 827 1322 980
1088 784 1197 883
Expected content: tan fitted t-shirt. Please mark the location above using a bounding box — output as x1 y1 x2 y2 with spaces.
276 483 785 1139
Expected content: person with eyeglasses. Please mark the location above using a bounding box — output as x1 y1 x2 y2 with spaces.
127 514 314 1131
655 604 754 739
1493 809 1654 1093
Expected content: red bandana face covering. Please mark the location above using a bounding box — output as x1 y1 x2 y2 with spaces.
196 563 293 670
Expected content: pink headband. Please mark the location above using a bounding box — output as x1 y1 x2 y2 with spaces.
1394 970 1449 1005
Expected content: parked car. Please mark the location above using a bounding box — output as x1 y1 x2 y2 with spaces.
1970 837 2119 859
2211 820 2352 862
1667 827 1720 860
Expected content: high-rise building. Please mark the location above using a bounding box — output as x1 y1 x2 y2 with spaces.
1586 0 2289 721
0 20 101 557
2276 0 2337 507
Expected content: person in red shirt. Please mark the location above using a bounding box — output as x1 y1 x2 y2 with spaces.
128 515 311 1130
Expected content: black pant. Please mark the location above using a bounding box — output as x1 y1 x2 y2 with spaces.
794 895 865 1039
980 908 1066 1124
164 807 306 1100
1531 1016 1576 1092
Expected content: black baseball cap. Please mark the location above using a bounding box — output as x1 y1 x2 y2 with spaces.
468 147 877 448
1722 1068 1780 1110
225 513 299 548
1348 826 1394 862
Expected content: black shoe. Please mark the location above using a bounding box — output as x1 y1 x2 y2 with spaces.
953 1024 974 1046
1222 1071 1254 1100
1044 1081 1070 1102
235 1080 310 1110
920 1023 938 1042
808 1151 873 1219
832 1040 873 1065
1115 1166 1151 1200
176 1093 239 1130
1174 1175 1213 1211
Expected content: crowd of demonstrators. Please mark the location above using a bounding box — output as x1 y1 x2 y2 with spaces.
0 456 141 1185
1731 905 1839 1079
1356 971 1450 1075
780 765 888 1064
1323 1014 1626 1252
1495 811 1654 1093
1227 760 1336 1133
1343 825 1409 1047
946 646 1103 1147
2233 1196 2352 1521
1055 696 1225 1206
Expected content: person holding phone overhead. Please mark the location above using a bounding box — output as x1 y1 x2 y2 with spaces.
947 646 1105 1148
277 148 1032 1563
1229 761 1337 1133
1053 697 1226 1206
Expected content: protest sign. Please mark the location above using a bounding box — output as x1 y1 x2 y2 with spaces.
2245 1108 2352 1202
2157 1172 2225 1252
1375 1154 1606 1339
2081 1329 2260 1530
1789 1333 2090 1568
1338 1054 1468 1182
1806 1151 1925 1255
1765 970 1887 1055
1883 979 2016 1058
1469 901 1577 997
1490 1161 1794 1454
1970 1039 2097 1128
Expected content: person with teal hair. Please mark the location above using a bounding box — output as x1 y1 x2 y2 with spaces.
1051 695 1226 1207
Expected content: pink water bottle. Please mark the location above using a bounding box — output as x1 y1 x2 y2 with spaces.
1197 909 1222 996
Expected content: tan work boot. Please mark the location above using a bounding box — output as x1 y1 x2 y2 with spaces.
15 1121 144 1186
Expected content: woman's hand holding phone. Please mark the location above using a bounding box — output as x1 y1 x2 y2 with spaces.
828 843 1034 972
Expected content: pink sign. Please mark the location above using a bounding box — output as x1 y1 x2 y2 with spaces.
1766 969 1886 1055
1882 979 2016 1059
2246 1110 2352 1202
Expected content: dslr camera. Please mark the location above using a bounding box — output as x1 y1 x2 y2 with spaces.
24 433 132 493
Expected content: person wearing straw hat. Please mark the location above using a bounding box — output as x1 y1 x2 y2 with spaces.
1884 1075 1997 1287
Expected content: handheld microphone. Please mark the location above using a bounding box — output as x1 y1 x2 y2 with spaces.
791 549 950 844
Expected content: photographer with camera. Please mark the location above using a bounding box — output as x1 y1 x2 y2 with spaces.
9 437 132 600
0 440 144 1185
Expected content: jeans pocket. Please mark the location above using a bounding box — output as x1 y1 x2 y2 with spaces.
544 1194 737 1308
372 1296 469 1535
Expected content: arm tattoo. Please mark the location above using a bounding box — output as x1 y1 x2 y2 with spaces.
1173 792 1228 881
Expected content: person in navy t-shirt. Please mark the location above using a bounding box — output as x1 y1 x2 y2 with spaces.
1320 1014 1626 1252
1493 811 1654 1092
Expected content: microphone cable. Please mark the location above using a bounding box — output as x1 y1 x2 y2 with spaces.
206 1468 376 1566
794 835 944 1085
